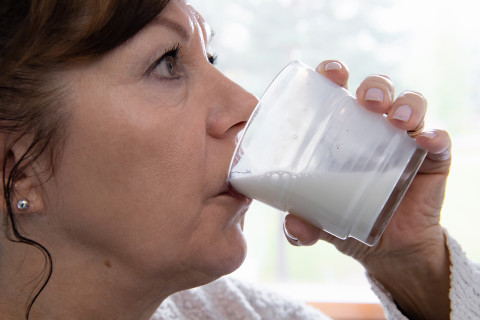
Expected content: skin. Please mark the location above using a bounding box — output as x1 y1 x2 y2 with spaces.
0 0 452 319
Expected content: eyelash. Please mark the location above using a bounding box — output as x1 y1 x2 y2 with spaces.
162 43 182 62
157 43 218 66
148 43 218 79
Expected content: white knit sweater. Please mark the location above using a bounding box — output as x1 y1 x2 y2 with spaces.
153 231 480 319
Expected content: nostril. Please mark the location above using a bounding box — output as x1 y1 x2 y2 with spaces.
228 121 247 141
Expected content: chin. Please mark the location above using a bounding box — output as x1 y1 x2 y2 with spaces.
191 223 248 286
214 225 248 276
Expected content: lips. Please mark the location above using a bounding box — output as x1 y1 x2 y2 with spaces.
213 178 251 208
217 181 248 199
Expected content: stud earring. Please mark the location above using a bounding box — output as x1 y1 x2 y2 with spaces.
17 199 29 210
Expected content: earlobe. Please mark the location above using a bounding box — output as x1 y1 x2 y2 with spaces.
0 135 46 215
11 177 45 214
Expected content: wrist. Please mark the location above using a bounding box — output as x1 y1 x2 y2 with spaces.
365 232 451 319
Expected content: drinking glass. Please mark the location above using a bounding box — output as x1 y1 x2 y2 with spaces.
228 61 427 246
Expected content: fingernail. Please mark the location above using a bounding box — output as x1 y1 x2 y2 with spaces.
364 88 384 102
283 220 299 242
420 130 437 139
391 105 412 122
325 61 342 71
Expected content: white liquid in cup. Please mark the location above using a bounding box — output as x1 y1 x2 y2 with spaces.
230 170 400 242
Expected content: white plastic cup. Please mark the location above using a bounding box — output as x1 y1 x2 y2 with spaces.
228 61 427 246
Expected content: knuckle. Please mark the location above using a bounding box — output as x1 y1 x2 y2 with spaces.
399 90 427 103
396 91 428 112
364 74 394 86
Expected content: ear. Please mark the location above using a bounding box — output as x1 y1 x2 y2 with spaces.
0 134 45 215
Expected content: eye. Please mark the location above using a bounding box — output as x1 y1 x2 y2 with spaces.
155 56 178 78
150 44 182 80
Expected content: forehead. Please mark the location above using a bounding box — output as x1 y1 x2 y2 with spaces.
161 0 195 33
142 0 210 43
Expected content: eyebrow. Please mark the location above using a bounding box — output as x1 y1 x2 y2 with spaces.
150 16 191 42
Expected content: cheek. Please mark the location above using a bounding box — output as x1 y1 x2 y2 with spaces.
49 103 209 261
49 72 248 278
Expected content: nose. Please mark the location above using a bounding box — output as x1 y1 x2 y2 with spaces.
205 68 258 139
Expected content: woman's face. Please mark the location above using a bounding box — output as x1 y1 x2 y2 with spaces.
40 0 256 291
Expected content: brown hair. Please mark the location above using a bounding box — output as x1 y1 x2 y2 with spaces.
0 0 170 318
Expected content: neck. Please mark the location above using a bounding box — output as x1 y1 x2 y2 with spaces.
0 241 171 320
0 239 48 319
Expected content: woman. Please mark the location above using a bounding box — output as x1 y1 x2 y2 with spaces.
0 0 477 319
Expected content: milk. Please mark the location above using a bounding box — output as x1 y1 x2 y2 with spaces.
229 169 401 243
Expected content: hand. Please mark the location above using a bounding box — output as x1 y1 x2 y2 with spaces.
283 60 452 320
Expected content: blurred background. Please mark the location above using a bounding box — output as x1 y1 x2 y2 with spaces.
193 0 480 303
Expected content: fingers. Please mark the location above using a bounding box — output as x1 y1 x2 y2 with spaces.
356 75 395 114
415 130 452 173
316 60 350 88
356 75 427 133
353 71 449 173
318 62 427 136
283 214 323 246
388 91 427 133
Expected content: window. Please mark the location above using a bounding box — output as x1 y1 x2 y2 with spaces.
193 0 480 304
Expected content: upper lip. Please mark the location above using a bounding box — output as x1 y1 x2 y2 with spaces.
218 181 235 196
218 179 251 202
